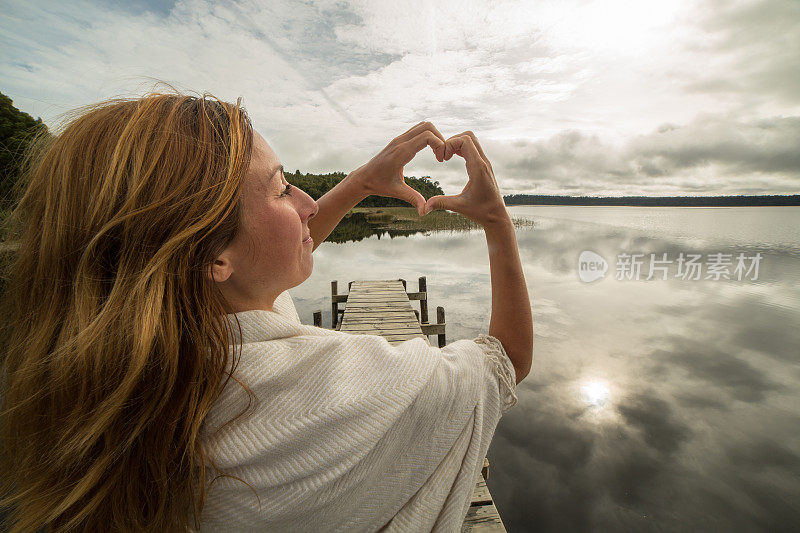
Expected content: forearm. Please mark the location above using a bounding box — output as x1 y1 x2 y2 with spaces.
484 216 533 384
308 169 369 251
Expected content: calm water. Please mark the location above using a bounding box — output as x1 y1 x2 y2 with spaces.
291 206 800 532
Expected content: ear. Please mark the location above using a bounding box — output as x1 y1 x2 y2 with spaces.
207 252 234 284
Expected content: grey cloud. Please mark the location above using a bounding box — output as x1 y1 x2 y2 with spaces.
726 438 800 474
223 0 400 91
506 130 632 180
674 391 728 411
489 387 693 531
628 114 800 176
657 290 800 365
650 335 781 403
96 0 178 17
616 394 690 455
600 390 692 508
735 479 800 532
722 307 800 365
499 113 800 196
686 0 800 107
502 398 596 473
596 441 665 507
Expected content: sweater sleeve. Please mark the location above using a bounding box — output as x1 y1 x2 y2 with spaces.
374 334 518 531
471 333 519 414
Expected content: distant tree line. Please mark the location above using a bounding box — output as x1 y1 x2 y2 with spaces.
286 170 445 207
503 194 800 206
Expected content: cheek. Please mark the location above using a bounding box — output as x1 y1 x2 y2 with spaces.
248 212 300 261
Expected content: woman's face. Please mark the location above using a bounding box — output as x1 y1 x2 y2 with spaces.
210 132 318 313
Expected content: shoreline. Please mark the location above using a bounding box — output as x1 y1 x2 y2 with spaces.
502 194 800 207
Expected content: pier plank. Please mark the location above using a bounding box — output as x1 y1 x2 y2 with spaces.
470 479 493 506
337 326 423 334
339 281 426 343
461 503 507 532
341 311 417 317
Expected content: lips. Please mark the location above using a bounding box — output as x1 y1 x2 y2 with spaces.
302 235 312 244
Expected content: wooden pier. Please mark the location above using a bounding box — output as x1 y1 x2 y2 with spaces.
314 277 508 532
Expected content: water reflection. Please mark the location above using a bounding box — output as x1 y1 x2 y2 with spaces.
581 380 611 407
325 209 534 244
325 211 429 243
291 206 800 532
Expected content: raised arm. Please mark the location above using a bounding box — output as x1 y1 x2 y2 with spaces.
307 173 368 252
307 122 446 250
422 133 533 384
483 215 533 384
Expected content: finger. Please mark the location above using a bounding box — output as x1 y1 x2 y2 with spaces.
443 134 470 161
394 121 446 159
398 120 426 138
455 131 491 171
443 135 487 177
422 194 461 216
410 188 427 216
444 132 492 172
394 184 426 215
400 131 445 163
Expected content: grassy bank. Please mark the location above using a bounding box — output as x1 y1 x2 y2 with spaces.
351 206 534 231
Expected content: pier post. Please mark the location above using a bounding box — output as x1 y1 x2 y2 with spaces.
331 281 339 329
437 306 446 347
418 276 428 324
313 310 322 327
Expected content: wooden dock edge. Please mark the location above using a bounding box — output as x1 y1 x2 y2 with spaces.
462 458 507 532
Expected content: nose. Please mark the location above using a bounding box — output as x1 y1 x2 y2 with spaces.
298 187 318 223
306 199 319 223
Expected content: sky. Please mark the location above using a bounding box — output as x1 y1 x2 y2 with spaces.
1 0 799 197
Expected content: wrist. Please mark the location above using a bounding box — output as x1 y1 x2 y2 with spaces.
481 208 513 229
343 167 371 201
483 216 518 255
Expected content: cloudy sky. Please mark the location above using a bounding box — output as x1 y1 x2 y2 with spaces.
2 0 799 196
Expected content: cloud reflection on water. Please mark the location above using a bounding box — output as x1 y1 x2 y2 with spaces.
292 206 800 531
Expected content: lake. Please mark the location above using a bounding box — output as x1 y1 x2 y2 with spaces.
290 205 800 532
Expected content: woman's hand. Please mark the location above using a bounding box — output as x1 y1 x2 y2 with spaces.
351 122 446 216
422 131 509 227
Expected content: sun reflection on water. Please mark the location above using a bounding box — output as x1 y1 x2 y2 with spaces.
581 380 611 407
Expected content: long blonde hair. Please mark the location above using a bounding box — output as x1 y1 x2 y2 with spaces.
0 91 255 531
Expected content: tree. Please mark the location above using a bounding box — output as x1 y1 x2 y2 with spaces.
0 91 49 211
286 170 445 207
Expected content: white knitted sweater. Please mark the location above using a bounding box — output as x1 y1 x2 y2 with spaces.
197 290 518 532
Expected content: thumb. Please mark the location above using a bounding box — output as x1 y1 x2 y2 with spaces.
399 185 426 216
422 194 458 216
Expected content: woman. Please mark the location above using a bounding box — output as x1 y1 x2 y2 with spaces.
0 92 532 532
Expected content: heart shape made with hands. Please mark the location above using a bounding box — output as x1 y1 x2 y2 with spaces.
360 122 499 221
